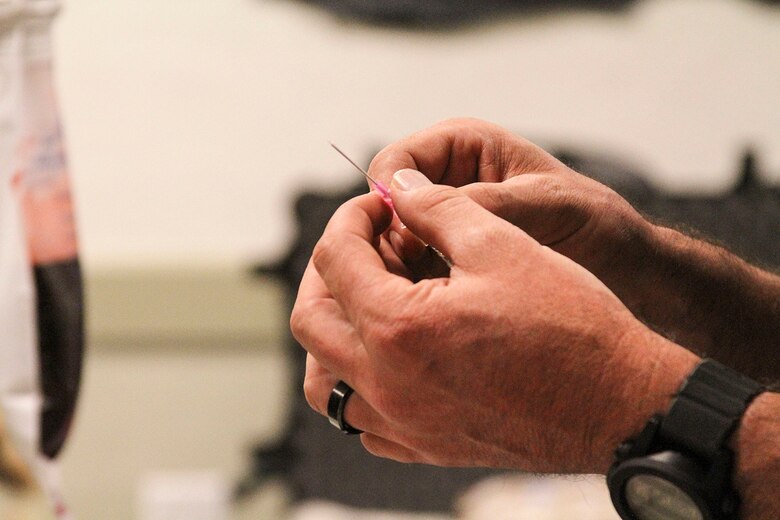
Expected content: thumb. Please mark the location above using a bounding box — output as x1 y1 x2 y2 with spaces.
390 169 527 271
458 176 592 248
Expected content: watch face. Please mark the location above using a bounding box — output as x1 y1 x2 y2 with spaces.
625 474 704 520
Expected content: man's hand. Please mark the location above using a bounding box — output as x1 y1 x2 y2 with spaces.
368 118 780 381
368 118 646 275
368 118 662 344
290 171 699 473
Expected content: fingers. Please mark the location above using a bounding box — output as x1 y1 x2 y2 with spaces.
387 226 428 264
369 118 567 264
368 118 561 187
368 120 484 186
295 258 409 440
311 192 411 326
458 180 528 223
305 355 425 464
458 176 591 247
291 260 369 382
361 434 424 464
304 355 387 435
376 234 413 279
387 173 595 263
389 169 532 272
368 118 505 187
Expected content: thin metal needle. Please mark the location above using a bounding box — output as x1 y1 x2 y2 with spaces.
329 142 380 187
329 142 453 269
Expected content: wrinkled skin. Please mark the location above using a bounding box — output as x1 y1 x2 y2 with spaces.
291 177 696 473
291 119 780 519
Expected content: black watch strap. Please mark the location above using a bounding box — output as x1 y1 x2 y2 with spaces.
659 359 765 461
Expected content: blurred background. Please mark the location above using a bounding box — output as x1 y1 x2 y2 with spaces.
6 0 779 518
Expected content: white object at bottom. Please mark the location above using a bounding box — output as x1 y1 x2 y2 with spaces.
137 471 230 520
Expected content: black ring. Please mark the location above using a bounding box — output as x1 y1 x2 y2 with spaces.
327 381 363 435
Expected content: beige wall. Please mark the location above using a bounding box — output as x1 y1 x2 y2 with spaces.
44 1 780 517
53 0 780 269
60 270 290 520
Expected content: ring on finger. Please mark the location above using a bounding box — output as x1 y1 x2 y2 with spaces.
327 380 363 435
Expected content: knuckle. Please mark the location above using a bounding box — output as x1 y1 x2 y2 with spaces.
410 187 476 229
302 377 323 414
413 185 457 214
288 306 306 341
361 435 420 465
289 299 318 345
360 435 384 458
311 235 337 274
439 116 483 131
462 221 519 253
369 146 416 181
461 184 505 216
369 146 393 169
526 173 564 195
361 434 410 463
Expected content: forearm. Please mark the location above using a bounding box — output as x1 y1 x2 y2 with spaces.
597 219 780 382
731 392 780 520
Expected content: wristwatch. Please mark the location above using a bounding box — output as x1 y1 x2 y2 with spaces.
607 359 765 520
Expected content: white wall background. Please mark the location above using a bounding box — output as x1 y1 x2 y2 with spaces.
53 0 780 268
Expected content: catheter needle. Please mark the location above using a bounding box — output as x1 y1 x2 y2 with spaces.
329 142 374 184
329 142 394 207
329 142 453 269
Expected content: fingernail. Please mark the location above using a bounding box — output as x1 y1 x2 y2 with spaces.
392 169 431 191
